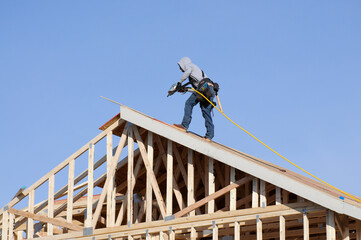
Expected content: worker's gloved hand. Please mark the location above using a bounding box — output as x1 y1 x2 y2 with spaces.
176 82 182 91
178 86 187 93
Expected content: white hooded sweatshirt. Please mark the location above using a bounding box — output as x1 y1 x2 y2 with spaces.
178 57 207 88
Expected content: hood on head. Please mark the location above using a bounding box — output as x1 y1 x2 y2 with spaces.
178 57 192 71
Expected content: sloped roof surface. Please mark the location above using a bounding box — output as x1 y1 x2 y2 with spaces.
119 105 361 220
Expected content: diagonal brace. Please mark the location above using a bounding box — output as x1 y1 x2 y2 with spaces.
132 126 167 218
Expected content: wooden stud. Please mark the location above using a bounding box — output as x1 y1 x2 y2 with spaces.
187 149 195 217
225 165 230 206
356 220 361 240
166 140 173 216
260 180 266 208
159 231 165 240
86 143 94 228
234 221 240 240
276 187 281 205
303 209 309 240
146 132 153 222
279 215 285 240
326 210 336 240
132 126 166 218
208 157 215 214
67 158 75 223
92 126 128 228
257 215 262 240
106 131 114 227
155 136 186 212
17 231 24 240
282 189 289 204
204 156 209 214
128 234 134 240
146 229 152 240
277 186 285 240
190 226 196 240
127 128 134 226
27 189 34 238
212 221 218 240
2 210 9 240
106 132 111 227
47 174 55 235
9 213 14 240
111 177 117 226
230 167 236 211
110 133 116 228
169 227 175 240
252 178 259 208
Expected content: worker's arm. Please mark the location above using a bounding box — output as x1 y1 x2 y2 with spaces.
178 66 193 84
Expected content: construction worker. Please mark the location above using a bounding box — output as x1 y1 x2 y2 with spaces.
173 57 216 140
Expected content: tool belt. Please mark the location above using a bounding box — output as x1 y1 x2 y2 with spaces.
192 70 220 103
196 78 215 102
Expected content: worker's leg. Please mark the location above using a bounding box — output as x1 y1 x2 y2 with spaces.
200 87 216 139
181 92 198 129
200 102 214 139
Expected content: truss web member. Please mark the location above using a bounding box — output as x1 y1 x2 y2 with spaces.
173 57 218 141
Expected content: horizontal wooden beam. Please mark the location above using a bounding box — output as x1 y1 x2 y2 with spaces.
8 208 82 232
38 202 323 240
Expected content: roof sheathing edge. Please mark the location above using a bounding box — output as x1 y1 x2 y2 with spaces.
119 105 361 220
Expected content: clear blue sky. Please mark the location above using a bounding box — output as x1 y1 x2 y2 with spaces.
1 1 361 208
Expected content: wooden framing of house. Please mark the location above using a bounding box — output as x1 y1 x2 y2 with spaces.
1 105 361 239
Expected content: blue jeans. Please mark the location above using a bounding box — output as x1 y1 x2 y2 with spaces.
181 86 215 139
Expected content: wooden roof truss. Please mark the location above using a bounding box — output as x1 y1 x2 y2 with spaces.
1 111 361 240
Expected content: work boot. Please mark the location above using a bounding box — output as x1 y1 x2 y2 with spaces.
203 136 212 142
173 124 186 132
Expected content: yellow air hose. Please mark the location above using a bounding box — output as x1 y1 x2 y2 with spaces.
191 88 361 204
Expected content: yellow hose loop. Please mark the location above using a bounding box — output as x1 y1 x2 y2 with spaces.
191 88 361 204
